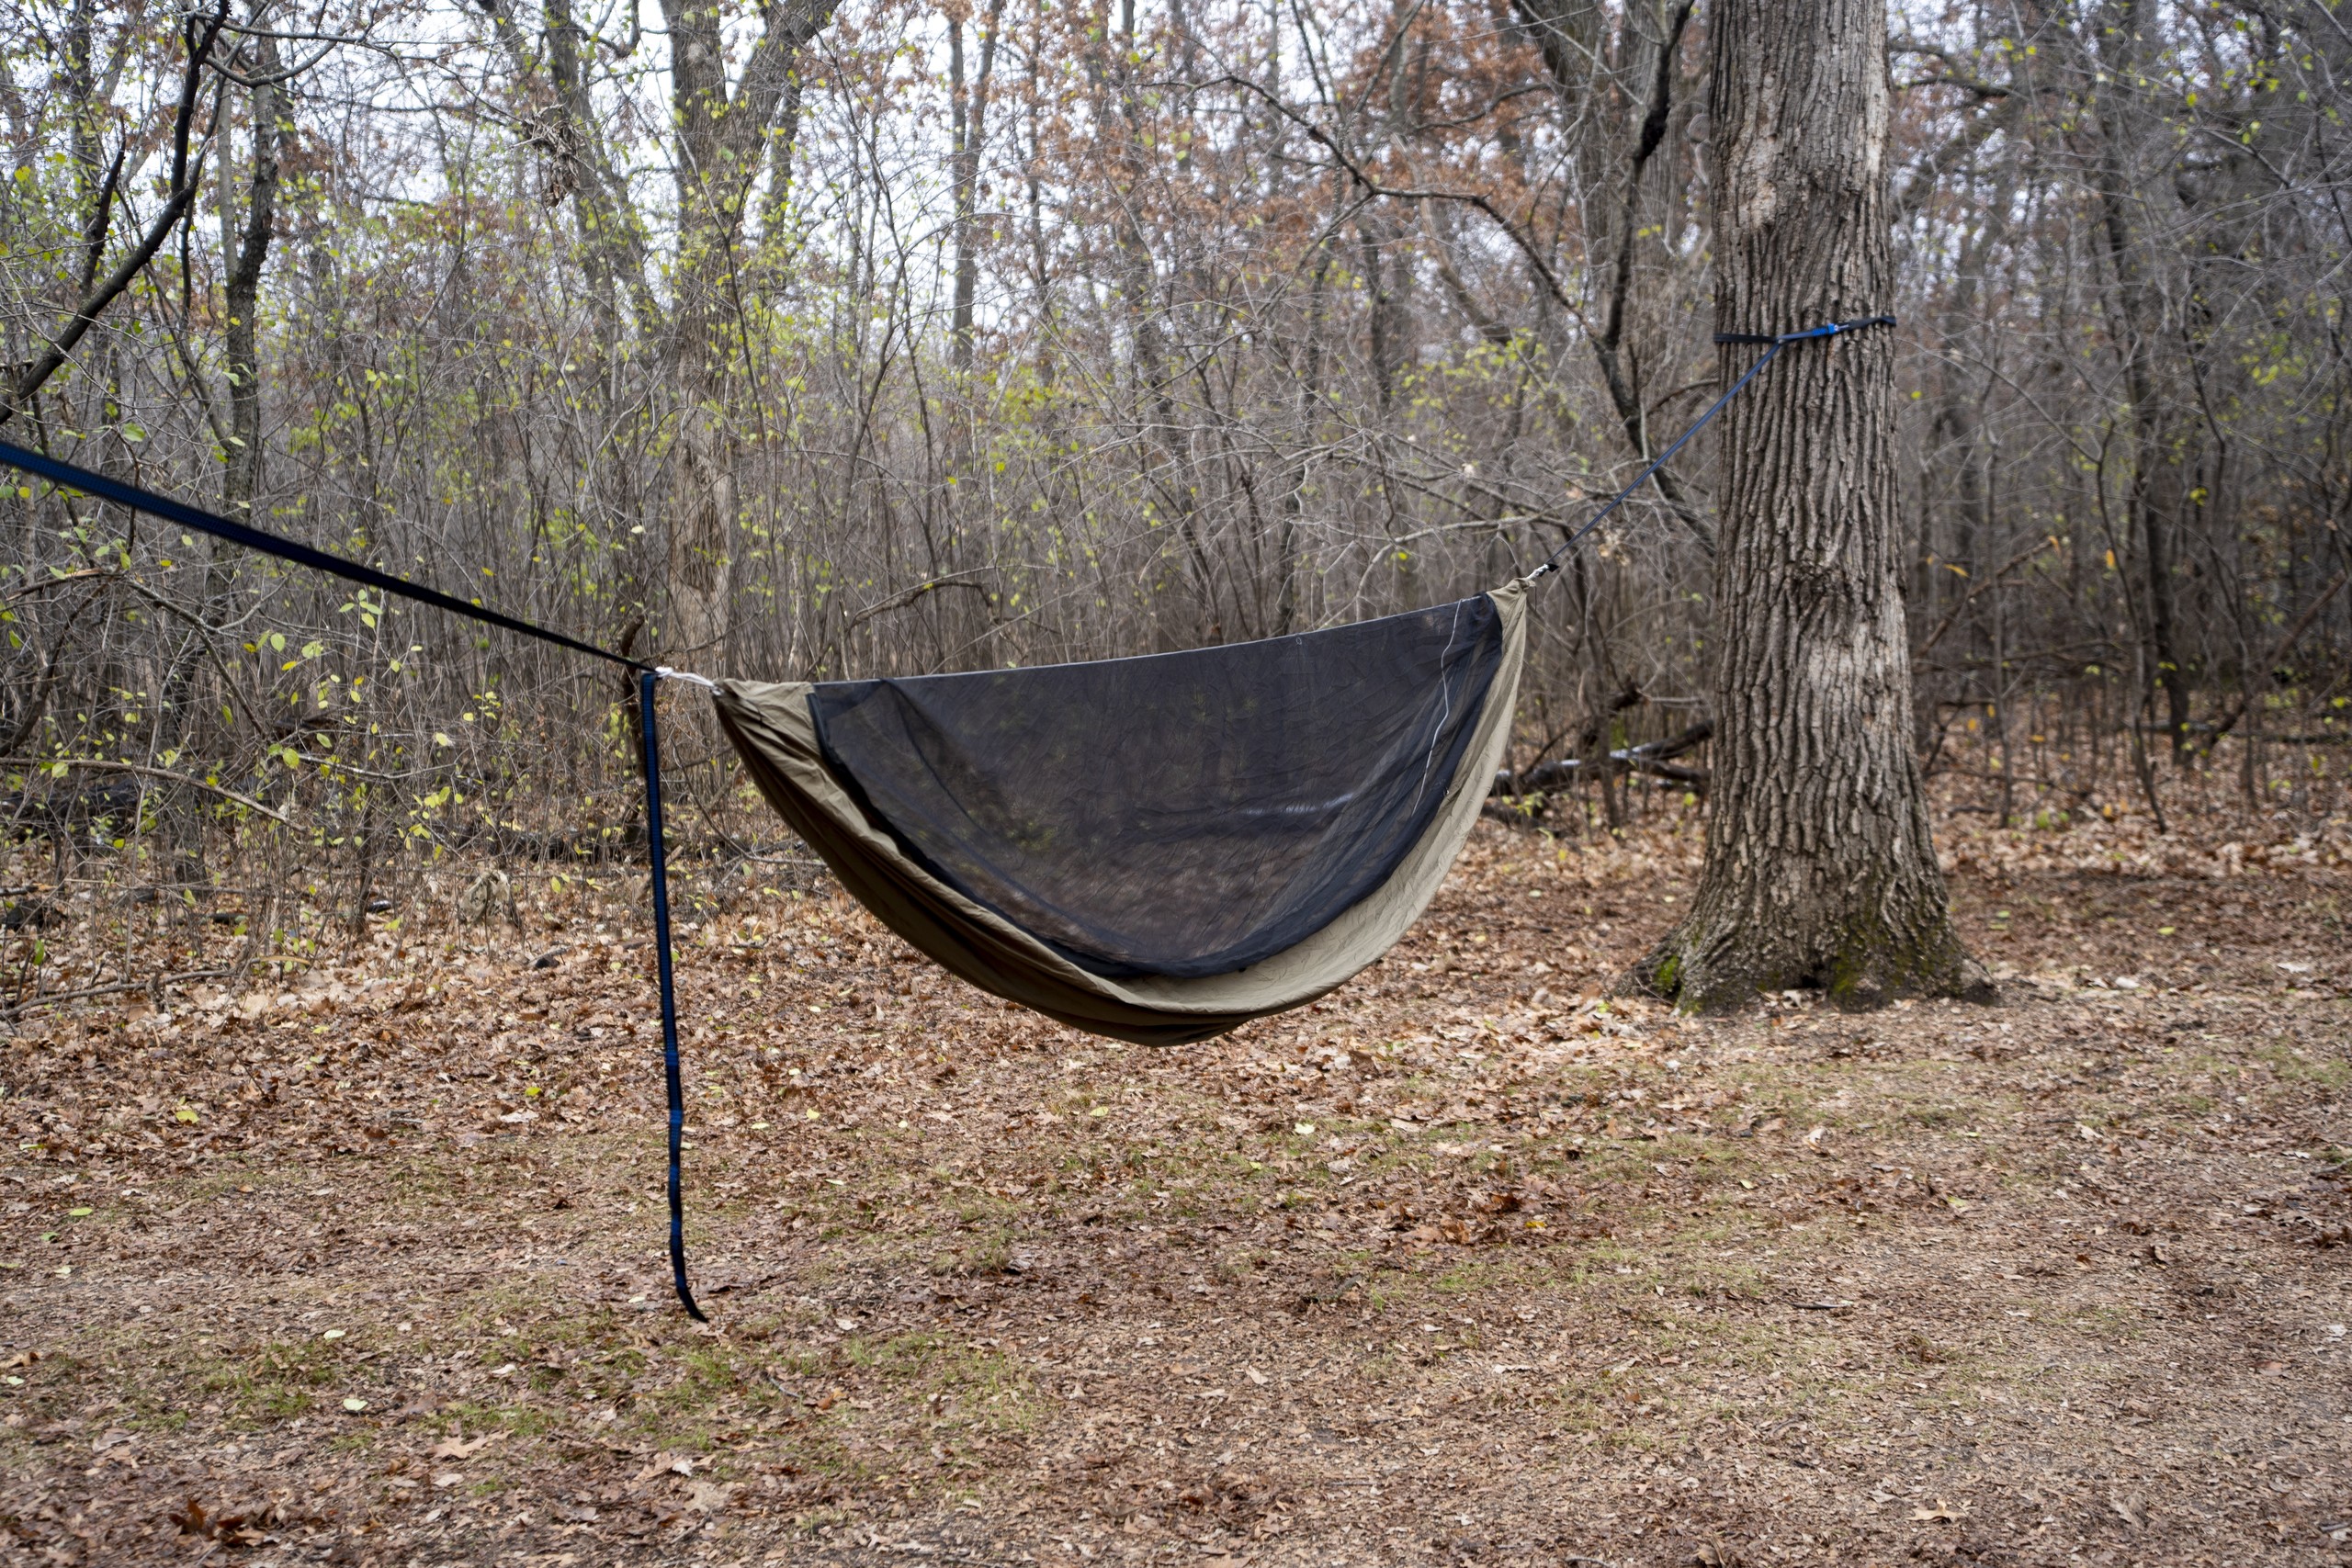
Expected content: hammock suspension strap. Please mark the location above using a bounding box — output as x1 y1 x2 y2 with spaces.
1530 314 1896 580
638 671 707 1320
0 437 710 1320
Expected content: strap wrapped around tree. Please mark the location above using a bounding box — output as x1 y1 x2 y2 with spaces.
712 581 1528 1044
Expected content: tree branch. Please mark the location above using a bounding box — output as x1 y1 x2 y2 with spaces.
0 3 228 426
1491 719 1715 795
0 756 287 823
2199 569 2351 750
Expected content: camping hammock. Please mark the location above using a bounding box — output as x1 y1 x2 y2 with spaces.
710 582 1525 1047
0 312 1887 1316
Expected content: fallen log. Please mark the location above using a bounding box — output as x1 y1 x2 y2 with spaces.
1489 719 1714 796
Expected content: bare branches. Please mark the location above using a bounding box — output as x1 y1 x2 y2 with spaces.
1587 0 1712 556
0 756 287 822
0 2 230 426
2199 570 2351 750
1889 38 2014 99
1490 720 1715 797
842 573 991 633
1207 72 1580 315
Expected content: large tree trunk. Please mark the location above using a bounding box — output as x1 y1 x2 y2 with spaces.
2086 0 2194 761
1634 0 1989 1012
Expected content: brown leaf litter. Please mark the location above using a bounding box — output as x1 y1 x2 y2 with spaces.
1 792 2347 1564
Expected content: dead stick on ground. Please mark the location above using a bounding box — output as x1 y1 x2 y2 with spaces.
2199 568 2351 749
0 967 240 1021
0 756 288 823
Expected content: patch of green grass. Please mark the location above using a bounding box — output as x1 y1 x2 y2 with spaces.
198 1364 312 1425
127 1404 192 1435
2260 1045 2351 1089
2065 1302 2148 1341
443 1400 556 1438
949 1189 1019 1226
183 1168 266 1202
930 1224 1013 1277
1426 1252 1555 1298
789 1505 856 1534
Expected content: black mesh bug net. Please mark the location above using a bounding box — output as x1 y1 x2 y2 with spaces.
806 594 1506 979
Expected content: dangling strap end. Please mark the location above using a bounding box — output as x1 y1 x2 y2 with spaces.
639 671 709 1324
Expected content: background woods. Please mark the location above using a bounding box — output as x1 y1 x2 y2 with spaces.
4 9 2350 1562
0 0 2347 987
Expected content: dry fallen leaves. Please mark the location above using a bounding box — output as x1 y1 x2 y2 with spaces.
635 1451 696 1483
428 1431 503 1461
683 1478 740 1512
3 793 2345 1565
168 1498 266 1547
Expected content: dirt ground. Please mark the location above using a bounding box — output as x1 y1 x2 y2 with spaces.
2 793 2348 1566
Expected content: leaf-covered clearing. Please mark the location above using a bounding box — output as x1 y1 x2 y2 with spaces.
2 800 2348 1565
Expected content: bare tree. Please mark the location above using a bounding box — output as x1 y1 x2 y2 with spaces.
220 20 280 521
948 0 1007 374
660 0 842 661
0 2 226 424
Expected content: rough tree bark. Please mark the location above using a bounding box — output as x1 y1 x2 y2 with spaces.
1633 0 1990 1012
220 28 281 521
947 0 1006 375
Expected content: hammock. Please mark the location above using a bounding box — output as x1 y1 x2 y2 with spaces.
711 583 1526 1044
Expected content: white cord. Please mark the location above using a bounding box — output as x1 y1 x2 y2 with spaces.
655 666 719 690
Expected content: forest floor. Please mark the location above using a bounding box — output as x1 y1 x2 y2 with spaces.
1 795 2348 1567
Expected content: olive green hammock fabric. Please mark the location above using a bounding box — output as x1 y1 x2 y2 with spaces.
710 580 1528 1045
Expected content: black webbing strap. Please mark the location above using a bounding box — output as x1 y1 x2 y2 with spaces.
0 438 707 1319
0 440 644 671
1530 314 1895 579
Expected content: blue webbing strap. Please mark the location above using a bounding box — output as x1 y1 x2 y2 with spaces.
0 438 643 671
638 671 707 1321
1530 315 1896 579
0 437 708 1320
